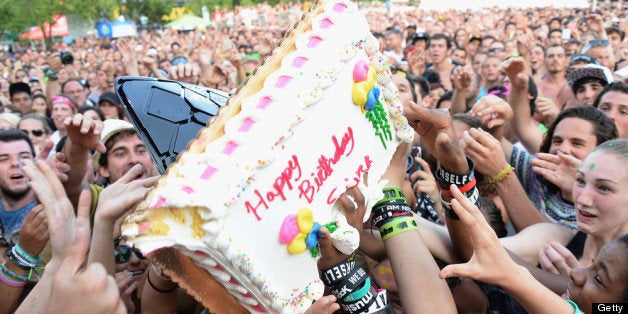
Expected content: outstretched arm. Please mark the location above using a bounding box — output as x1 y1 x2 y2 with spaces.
502 57 544 153
439 186 574 314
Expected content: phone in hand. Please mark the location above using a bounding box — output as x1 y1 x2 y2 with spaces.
411 146 422 172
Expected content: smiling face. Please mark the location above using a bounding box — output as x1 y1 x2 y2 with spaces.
549 117 597 160
566 239 628 313
572 151 628 237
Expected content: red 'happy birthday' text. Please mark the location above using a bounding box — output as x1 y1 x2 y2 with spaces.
244 127 372 221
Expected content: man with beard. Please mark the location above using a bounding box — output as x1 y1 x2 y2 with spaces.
0 130 37 235
538 44 568 100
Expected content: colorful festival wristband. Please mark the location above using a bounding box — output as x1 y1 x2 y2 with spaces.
379 216 419 240
489 165 514 183
441 177 477 196
343 277 372 302
374 187 407 206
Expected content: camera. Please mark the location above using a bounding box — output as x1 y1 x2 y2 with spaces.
59 50 74 65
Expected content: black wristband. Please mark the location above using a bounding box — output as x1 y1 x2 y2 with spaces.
340 288 377 314
441 186 480 220
147 270 177 293
330 266 368 302
435 158 475 189
321 258 356 287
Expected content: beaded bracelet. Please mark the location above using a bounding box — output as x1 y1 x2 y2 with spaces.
0 268 26 287
489 165 514 183
1 263 26 282
379 216 419 241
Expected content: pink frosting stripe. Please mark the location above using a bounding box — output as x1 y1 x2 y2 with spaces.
256 96 273 109
149 196 166 209
222 141 239 156
238 117 256 132
306 36 323 48
275 76 293 88
332 2 347 12
291 56 308 68
319 18 334 29
200 165 218 180
182 186 195 194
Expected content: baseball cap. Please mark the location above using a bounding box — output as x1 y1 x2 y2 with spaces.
93 119 135 168
98 91 121 106
412 32 430 44
569 54 598 66
566 64 614 91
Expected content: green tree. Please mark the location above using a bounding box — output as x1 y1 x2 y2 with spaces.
118 0 173 26
0 0 116 49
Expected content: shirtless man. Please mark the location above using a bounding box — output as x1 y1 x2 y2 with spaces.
537 44 567 100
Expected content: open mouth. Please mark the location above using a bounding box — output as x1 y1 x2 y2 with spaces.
10 173 25 180
579 210 596 218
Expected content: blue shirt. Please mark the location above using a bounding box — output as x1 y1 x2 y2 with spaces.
0 199 37 236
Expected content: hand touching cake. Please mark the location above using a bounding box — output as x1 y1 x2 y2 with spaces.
122 0 413 312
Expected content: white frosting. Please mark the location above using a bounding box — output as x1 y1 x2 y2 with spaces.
330 215 360 255
122 0 412 312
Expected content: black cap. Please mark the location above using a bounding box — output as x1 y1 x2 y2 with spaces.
98 91 121 106
412 32 429 44
9 82 31 98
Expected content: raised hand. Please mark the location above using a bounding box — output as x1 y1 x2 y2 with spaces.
468 95 514 129
64 113 106 154
407 48 425 76
439 185 519 285
35 141 71 183
534 96 560 126
404 104 468 173
16 205 49 258
451 66 472 91
500 57 528 88
22 159 87 261
95 163 159 226
115 270 138 312
531 152 581 201
461 128 509 177
538 242 580 276
168 62 200 84
409 157 440 204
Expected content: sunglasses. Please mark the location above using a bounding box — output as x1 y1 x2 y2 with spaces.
488 47 505 53
20 129 45 137
114 245 145 264
588 39 609 47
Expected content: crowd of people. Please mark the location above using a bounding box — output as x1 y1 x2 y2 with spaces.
0 0 627 313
